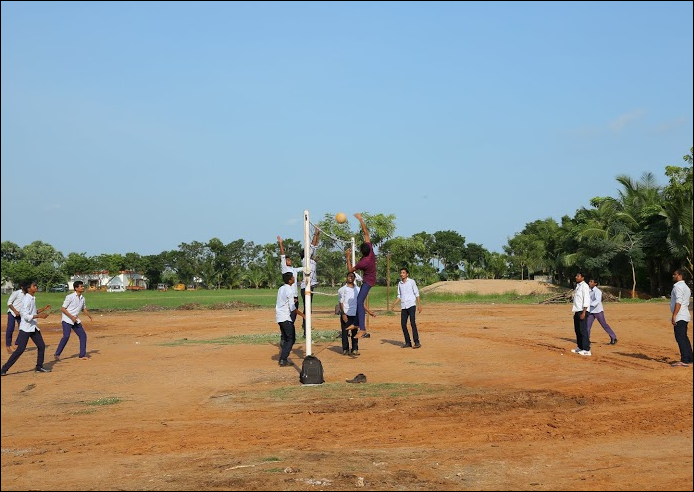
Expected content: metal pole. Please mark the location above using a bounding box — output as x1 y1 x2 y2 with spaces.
303 210 312 356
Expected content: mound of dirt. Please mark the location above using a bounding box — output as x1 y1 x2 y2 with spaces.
421 279 563 296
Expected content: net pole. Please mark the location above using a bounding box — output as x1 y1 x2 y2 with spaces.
351 237 356 268
303 210 312 356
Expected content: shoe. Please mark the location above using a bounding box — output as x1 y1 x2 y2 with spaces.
79 356 91 360
1 370 7 377
570 347 581 353
401 343 412 348
578 350 592 357
342 350 349 355
610 338 618 345
351 350 360 356
35 367 51 373
346 373 367 383
278 359 288 367
413 343 421 349
54 355 60 361
362 332 371 338
671 361 690 367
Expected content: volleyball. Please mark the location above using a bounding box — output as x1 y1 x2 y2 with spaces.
335 212 347 224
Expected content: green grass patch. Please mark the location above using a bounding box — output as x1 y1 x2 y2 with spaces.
85 397 122 406
162 330 340 347
423 291 555 304
1 285 658 314
266 382 442 400
261 457 281 462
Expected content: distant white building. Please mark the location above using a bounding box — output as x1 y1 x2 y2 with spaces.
71 271 148 293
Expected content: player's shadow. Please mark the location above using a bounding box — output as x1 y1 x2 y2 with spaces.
382 338 406 347
619 352 672 364
54 349 100 362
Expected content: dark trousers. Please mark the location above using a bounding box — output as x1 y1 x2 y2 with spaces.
355 283 372 331
301 288 315 332
340 314 359 351
278 320 296 361
401 306 420 345
673 320 693 364
573 312 590 351
1 330 46 372
586 312 617 340
290 298 299 324
55 321 88 358
6 312 20 347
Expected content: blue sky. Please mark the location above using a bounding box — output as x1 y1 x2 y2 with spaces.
2 1 692 257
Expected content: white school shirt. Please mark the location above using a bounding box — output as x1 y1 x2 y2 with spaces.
338 284 360 316
19 293 40 333
572 281 590 312
61 292 87 325
7 289 24 314
275 284 295 323
589 287 604 314
280 255 301 297
300 258 318 289
396 278 420 310
670 280 692 323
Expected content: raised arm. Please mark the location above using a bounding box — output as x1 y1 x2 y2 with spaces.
354 213 370 244
277 236 285 256
345 247 353 270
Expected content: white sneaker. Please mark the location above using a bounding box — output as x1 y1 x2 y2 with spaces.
578 350 592 356
570 347 581 353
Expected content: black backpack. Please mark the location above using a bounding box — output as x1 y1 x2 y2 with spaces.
300 355 325 385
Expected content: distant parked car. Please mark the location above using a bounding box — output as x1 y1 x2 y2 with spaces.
50 284 68 292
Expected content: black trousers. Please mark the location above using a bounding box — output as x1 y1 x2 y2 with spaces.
1 330 46 372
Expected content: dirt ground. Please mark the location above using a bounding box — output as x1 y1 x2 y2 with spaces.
1 283 692 491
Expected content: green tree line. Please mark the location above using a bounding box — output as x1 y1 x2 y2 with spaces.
2 148 691 297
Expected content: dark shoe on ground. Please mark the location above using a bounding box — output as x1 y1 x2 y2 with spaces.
609 338 618 345
1 370 7 376
401 343 412 348
361 332 371 338
35 367 51 373
278 359 289 367
346 373 367 383
413 343 422 349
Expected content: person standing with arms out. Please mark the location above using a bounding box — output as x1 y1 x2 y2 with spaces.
669 269 692 367
54 280 93 361
587 278 618 345
393 267 422 349
570 272 591 356
276 272 305 367
5 282 27 353
300 226 321 337
1 282 52 376
277 236 302 324
348 213 376 339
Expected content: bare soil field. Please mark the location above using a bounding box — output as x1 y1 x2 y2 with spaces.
421 279 563 296
1 292 692 491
